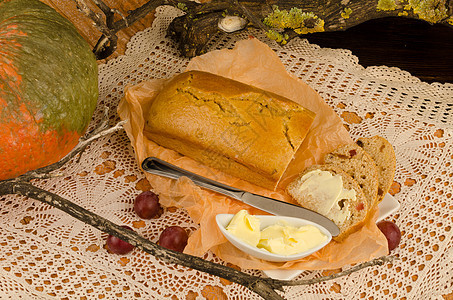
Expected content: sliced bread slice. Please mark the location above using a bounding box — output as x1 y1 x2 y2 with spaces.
323 142 379 209
356 136 396 203
287 164 369 242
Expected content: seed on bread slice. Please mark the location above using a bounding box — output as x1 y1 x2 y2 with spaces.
287 164 368 242
356 136 396 204
324 143 379 209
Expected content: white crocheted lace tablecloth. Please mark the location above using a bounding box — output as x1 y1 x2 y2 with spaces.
1 6 452 299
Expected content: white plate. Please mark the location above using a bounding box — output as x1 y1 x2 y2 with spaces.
262 193 400 280
216 214 332 262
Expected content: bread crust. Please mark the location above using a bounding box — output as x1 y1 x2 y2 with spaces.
356 136 396 203
144 71 316 190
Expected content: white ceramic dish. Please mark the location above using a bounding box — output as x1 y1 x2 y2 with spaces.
262 193 400 280
216 214 333 262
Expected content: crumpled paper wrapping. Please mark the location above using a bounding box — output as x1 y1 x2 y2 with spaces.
117 38 388 270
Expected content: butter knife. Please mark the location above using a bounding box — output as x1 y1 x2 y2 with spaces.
141 157 340 237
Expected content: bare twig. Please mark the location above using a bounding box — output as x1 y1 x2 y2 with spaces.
75 108 111 164
72 0 118 58
91 0 116 28
73 0 112 37
78 0 167 59
91 0 111 16
80 120 126 146
287 256 397 286
83 107 112 137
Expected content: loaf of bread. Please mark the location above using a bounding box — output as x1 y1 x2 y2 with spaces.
287 164 369 241
324 143 379 209
144 71 316 190
356 136 396 203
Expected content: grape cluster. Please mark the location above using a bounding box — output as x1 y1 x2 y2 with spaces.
106 191 188 255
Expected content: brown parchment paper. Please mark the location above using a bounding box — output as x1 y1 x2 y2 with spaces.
117 38 388 270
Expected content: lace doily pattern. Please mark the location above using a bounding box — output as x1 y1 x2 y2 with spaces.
1 6 452 299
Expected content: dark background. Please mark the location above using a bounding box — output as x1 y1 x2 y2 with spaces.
304 17 453 84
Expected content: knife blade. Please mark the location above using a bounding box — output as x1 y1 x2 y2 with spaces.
141 157 340 236
240 192 340 236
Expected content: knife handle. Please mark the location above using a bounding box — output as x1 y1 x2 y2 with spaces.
141 157 245 200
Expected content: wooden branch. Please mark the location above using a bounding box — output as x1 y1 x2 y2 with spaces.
70 0 453 59
73 0 167 59
167 0 453 56
167 10 226 57
288 256 397 286
91 0 116 28
72 0 113 37
72 0 119 58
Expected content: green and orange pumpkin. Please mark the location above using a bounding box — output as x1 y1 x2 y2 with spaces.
0 0 98 180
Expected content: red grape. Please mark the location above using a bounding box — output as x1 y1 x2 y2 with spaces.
377 220 401 252
106 225 135 255
134 191 161 219
158 226 188 252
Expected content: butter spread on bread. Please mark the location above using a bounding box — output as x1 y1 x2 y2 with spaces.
295 169 357 222
287 165 368 241
144 71 316 190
